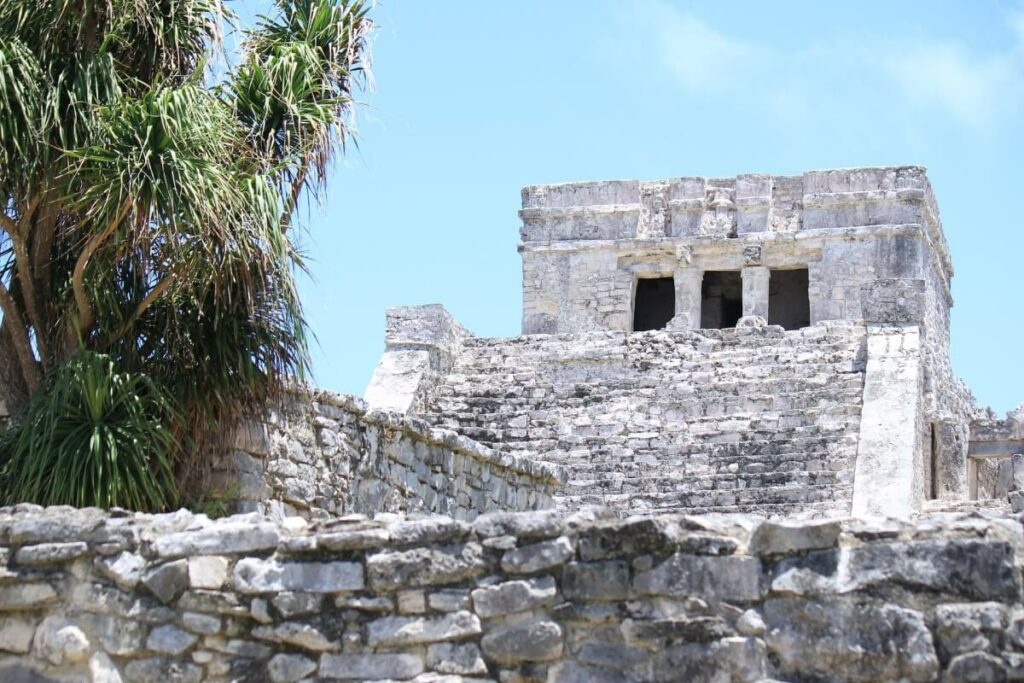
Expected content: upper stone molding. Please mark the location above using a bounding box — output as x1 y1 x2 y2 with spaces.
519 166 949 276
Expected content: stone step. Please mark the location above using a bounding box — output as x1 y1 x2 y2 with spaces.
921 498 1012 514
556 483 852 513
425 409 862 432
421 326 866 516
432 431 857 454
562 470 846 493
561 455 850 477
442 361 861 378
432 382 864 403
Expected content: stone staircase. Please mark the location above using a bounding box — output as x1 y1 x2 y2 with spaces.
420 322 868 517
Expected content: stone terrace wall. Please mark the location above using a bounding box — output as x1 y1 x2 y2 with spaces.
0 506 1022 682
422 321 867 518
212 391 564 521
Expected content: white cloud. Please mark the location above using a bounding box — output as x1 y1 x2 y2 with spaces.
1010 4 1024 51
619 1 1024 131
648 6 751 93
884 43 1018 127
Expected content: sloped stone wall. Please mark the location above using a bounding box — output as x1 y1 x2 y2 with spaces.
422 322 868 517
0 506 1021 682
212 391 564 521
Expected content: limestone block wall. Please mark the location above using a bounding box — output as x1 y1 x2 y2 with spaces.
422 321 868 517
519 166 952 338
0 505 1022 682
212 391 564 521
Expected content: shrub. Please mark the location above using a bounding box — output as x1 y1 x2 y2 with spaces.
0 351 178 510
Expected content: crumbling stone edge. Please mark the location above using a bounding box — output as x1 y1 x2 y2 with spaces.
325 391 567 485
218 389 566 522
0 505 1022 682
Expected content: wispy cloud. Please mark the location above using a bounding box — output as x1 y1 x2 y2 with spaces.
883 43 1018 128
648 6 750 93
1010 4 1024 50
615 1 1024 131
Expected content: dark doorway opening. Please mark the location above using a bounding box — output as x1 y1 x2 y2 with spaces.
633 277 675 331
929 423 939 500
768 268 811 330
701 271 742 329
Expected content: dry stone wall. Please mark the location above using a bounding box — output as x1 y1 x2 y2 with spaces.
422 321 867 518
0 505 1022 682
211 391 563 522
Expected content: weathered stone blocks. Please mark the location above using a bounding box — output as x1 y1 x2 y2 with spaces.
0 582 56 610
501 536 574 574
634 554 763 602
471 576 558 618
366 610 481 647
763 598 939 682
0 507 1019 682
563 561 630 601
367 542 487 590
154 521 281 558
267 653 317 682
319 653 425 680
233 558 364 593
481 619 564 664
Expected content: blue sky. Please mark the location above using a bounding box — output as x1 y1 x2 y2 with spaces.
275 1 1023 414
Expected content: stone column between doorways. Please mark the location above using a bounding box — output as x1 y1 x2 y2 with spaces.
741 266 770 320
671 267 703 330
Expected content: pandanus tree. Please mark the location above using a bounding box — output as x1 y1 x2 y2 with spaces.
0 0 372 509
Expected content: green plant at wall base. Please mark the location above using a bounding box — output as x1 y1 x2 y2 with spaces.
183 482 244 520
0 351 178 510
0 0 372 507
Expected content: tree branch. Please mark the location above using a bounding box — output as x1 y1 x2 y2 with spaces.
106 267 178 346
31 189 60 301
0 209 48 363
280 161 308 233
9 237 47 362
72 202 131 336
0 277 40 392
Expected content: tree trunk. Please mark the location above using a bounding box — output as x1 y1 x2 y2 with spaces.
0 321 30 420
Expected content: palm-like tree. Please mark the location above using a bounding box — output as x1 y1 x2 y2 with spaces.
0 0 372 508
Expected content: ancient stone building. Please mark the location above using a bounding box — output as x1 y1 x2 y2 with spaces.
363 166 1021 520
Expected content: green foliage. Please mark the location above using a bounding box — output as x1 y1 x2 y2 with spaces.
183 482 242 519
0 351 178 510
0 0 372 509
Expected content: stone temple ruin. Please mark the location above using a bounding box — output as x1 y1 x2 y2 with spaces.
4 166 1024 682
361 165 1022 520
